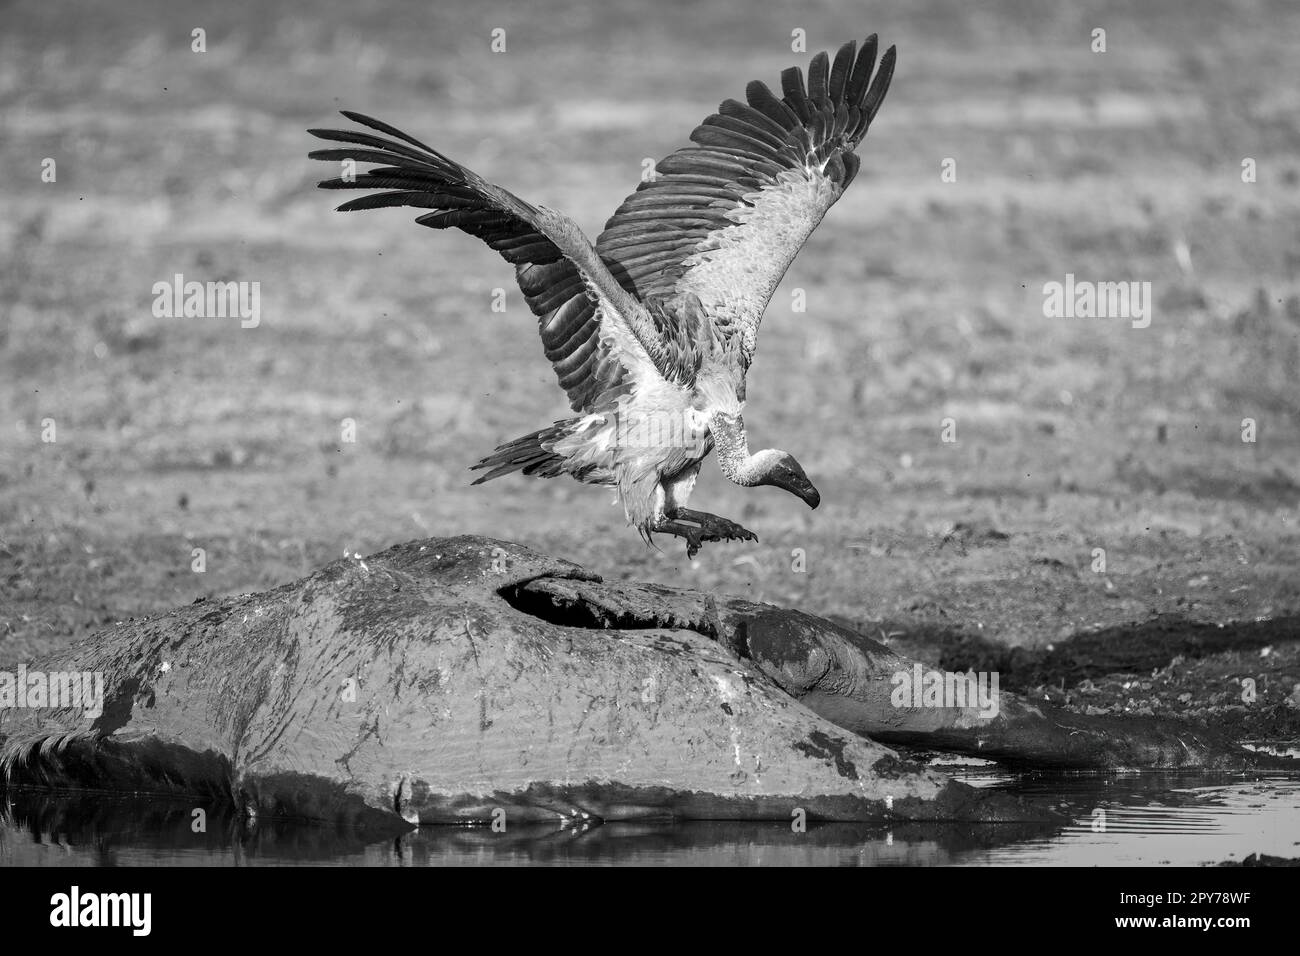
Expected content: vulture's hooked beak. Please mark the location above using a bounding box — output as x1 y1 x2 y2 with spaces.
767 456 820 509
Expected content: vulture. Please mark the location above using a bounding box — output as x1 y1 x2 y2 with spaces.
309 35 896 557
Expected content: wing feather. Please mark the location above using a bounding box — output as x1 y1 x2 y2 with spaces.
309 113 668 411
595 37 896 358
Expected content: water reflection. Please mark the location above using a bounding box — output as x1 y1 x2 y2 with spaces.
954 771 1300 866
2 773 1296 866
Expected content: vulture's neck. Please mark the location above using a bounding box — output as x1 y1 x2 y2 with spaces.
710 413 780 486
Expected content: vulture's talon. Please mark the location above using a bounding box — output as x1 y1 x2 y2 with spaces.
723 523 757 543
670 509 756 545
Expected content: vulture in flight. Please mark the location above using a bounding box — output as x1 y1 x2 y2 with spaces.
309 35 896 557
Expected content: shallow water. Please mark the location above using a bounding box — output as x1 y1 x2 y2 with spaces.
2 772 1296 866
952 771 1300 866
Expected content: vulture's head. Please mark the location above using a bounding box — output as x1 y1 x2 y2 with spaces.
754 450 821 509
709 412 822 509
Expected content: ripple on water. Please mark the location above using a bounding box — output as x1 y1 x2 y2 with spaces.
1 774 1297 866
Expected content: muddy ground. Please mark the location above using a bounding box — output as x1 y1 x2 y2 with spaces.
1 0 1298 749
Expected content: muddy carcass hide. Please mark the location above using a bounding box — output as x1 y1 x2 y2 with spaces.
1 537 1280 831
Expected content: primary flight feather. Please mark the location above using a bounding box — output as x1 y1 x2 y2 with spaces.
308 35 896 557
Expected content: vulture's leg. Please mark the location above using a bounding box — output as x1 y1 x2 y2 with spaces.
651 514 757 558
669 508 758 545
654 464 758 556
652 519 708 558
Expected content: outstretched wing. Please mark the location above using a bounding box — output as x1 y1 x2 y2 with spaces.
308 112 665 411
597 36 896 361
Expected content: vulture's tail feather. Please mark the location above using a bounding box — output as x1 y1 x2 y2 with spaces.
470 420 576 484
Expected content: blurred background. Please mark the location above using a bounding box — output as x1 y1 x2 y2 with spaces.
2 0 1298 675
